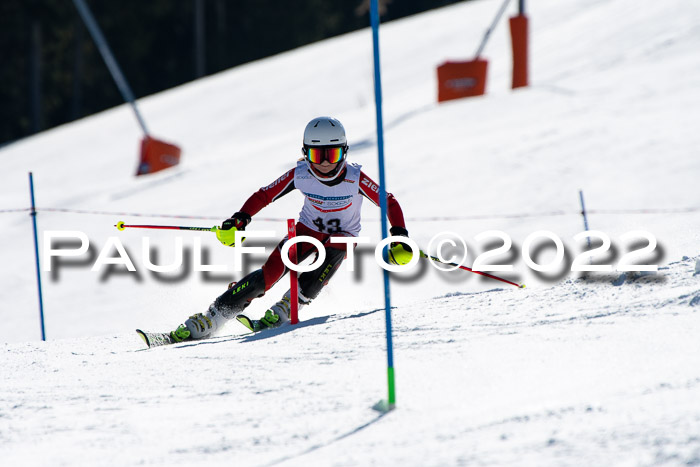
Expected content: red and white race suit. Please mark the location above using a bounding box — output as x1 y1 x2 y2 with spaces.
239 161 406 235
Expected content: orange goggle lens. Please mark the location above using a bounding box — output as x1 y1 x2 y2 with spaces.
306 146 344 164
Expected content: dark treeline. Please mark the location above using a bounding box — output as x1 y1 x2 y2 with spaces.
1 0 465 145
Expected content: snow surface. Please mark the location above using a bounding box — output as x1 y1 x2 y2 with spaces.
1 0 700 465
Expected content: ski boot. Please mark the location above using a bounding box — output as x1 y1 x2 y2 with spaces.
237 297 289 332
170 311 215 343
249 290 311 331
181 306 229 340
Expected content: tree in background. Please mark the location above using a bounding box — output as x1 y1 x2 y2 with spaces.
0 0 465 146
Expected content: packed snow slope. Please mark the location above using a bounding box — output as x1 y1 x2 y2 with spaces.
1 0 700 465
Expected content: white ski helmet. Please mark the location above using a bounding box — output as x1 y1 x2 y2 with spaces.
301 116 349 181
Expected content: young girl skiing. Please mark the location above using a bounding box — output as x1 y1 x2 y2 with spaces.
169 116 412 341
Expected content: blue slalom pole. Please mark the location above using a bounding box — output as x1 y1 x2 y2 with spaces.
579 189 592 249
369 0 396 411
29 172 46 341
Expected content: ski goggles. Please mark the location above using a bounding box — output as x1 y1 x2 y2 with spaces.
305 146 345 164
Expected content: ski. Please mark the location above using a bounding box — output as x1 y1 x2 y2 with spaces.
236 315 263 332
137 315 276 348
136 329 177 348
236 315 290 333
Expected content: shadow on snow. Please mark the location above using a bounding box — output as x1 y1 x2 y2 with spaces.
164 308 383 349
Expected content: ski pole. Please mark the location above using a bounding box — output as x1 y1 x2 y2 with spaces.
115 220 217 232
419 250 525 288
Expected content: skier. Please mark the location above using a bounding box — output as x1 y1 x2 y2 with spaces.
170 116 413 341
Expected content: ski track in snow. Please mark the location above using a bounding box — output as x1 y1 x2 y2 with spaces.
2 257 700 466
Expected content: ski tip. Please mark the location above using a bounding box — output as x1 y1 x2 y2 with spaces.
236 315 256 332
135 329 151 348
519 283 526 289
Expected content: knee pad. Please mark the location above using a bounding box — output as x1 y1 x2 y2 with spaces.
213 268 266 318
298 247 346 301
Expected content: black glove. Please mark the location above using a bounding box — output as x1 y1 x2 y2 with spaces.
390 226 409 237
221 212 251 231
389 226 412 252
